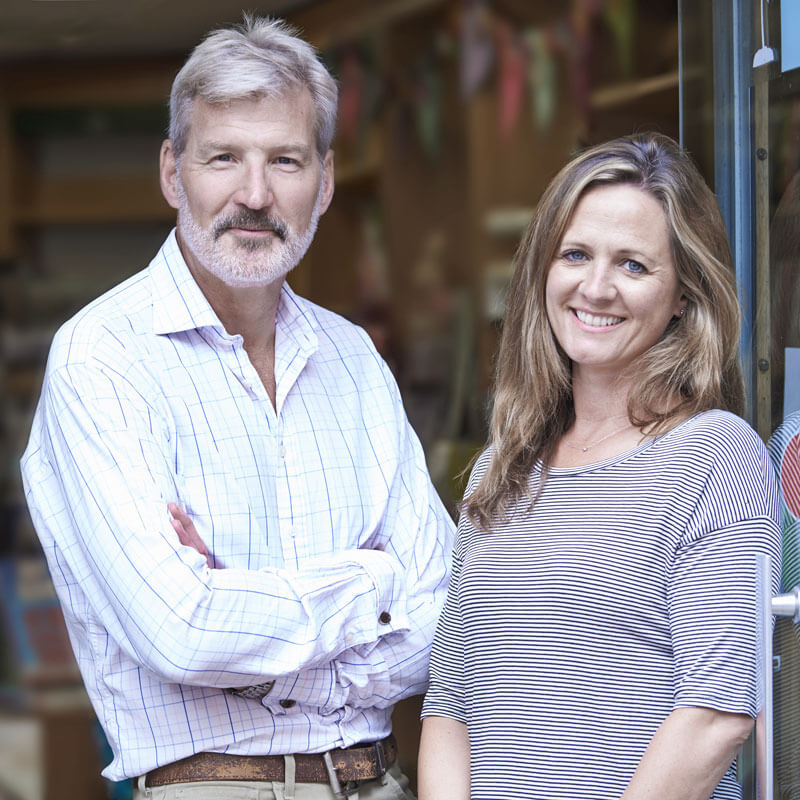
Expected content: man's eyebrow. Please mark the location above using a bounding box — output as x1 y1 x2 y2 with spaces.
268 142 316 157
194 140 234 156
194 140 316 158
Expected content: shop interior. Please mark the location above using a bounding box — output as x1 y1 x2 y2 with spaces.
0 1 681 797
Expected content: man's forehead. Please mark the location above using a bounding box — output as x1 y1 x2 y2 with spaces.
191 88 313 118
181 90 317 150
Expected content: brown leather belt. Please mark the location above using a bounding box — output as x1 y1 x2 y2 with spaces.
143 735 397 788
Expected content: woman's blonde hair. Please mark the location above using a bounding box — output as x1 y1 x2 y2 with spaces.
464 132 743 529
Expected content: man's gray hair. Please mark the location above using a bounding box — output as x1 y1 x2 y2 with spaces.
169 15 338 159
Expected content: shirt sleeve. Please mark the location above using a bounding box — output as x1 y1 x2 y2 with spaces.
262 356 455 713
668 427 782 717
419 546 467 722
421 458 483 722
23 353 415 690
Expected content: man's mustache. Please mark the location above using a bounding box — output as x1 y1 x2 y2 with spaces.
214 211 288 242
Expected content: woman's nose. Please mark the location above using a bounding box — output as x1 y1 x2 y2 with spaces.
580 262 616 302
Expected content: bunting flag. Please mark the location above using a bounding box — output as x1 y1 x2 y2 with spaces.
496 19 527 139
360 36 385 151
568 0 604 130
324 0 637 155
604 0 636 76
338 46 365 147
414 55 443 159
460 0 495 98
523 27 557 132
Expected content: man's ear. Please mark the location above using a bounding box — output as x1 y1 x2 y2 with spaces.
159 140 180 210
318 150 335 216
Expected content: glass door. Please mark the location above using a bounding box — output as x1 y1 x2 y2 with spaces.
680 1 800 797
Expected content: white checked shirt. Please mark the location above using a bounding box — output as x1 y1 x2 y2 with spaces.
21 230 454 781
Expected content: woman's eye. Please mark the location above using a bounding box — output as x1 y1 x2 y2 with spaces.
562 250 586 263
624 259 647 274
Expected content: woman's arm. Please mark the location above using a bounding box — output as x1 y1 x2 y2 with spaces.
621 706 753 800
418 716 470 800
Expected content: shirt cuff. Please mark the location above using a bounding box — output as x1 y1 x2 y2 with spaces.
261 665 345 715
345 549 411 643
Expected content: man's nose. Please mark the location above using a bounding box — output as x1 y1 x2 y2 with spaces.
234 166 273 209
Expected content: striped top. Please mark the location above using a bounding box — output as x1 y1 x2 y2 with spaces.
422 410 781 799
21 230 454 781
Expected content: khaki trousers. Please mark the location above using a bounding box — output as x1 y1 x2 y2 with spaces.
133 760 415 800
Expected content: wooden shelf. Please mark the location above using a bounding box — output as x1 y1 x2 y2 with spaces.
3 59 178 107
15 174 173 224
291 0 446 47
591 70 680 110
334 143 383 188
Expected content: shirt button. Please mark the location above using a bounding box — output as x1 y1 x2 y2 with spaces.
279 443 286 459
279 699 296 709
379 611 392 625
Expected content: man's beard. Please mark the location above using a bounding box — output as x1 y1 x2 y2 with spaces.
175 178 323 288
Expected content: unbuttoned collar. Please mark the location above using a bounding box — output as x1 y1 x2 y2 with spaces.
150 228 318 360
151 229 223 335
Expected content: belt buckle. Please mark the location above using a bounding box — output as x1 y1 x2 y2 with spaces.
373 740 387 778
322 751 359 799
322 741 388 799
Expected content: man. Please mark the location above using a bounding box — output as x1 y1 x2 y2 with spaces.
21 16 454 799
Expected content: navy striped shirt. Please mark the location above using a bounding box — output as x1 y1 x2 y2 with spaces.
422 410 781 799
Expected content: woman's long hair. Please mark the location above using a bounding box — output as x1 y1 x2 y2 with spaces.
464 132 743 530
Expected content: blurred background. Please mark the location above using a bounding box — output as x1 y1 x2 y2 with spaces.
0 0 797 798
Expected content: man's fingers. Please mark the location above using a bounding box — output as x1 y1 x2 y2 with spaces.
168 503 211 565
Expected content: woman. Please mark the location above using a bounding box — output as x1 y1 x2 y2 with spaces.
418 133 781 800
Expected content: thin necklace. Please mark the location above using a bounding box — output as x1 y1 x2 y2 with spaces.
563 421 633 453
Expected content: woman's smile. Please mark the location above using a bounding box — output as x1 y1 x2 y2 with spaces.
546 183 685 380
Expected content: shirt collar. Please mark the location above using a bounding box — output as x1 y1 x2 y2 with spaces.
275 282 319 361
150 229 224 335
150 229 319 361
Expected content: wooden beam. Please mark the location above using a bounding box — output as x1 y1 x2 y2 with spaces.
753 65 772 439
288 0 446 48
0 87 14 260
15 174 173 225
4 59 179 107
590 71 680 111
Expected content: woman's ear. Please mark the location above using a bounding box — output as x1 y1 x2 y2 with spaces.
673 291 688 319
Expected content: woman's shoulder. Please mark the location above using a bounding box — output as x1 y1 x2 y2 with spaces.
664 409 764 455
660 410 777 504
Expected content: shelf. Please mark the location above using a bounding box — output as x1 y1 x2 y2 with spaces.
334 153 382 187
3 59 177 108
15 175 173 225
294 0 446 48
591 70 680 110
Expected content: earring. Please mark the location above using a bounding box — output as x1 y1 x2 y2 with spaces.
679 307 686 317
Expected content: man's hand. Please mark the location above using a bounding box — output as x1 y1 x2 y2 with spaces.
168 502 211 566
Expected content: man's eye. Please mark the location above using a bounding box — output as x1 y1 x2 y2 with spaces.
275 156 299 166
213 154 233 163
